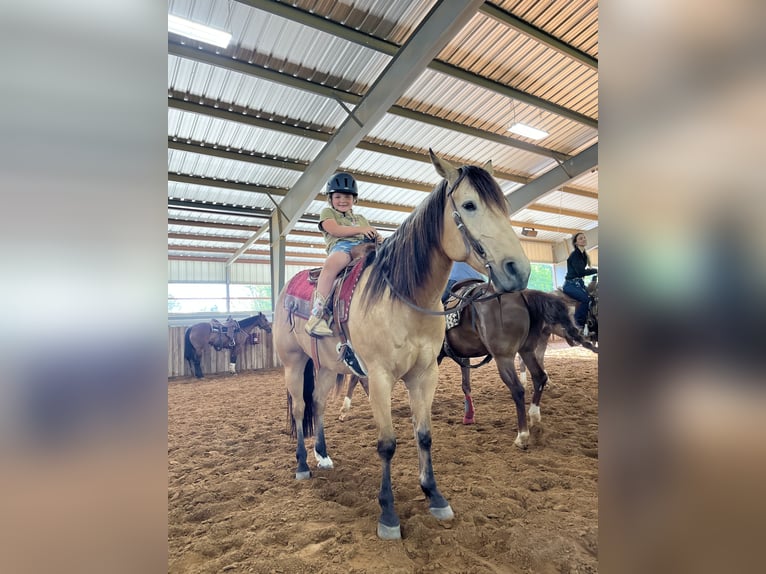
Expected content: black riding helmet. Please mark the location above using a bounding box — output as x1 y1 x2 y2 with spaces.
326 172 358 196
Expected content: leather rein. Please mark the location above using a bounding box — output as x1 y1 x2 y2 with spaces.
382 168 503 317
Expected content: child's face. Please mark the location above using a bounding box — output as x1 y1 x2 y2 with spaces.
330 192 355 213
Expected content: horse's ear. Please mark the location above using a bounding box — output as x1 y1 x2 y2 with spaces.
429 148 460 185
482 159 494 176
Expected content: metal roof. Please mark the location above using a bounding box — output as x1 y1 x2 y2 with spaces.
167 0 598 267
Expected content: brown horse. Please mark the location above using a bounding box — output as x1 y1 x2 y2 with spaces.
516 276 598 384
437 286 596 441
338 374 369 421
273 150 530 539
183 318 238 378
225 312 272 374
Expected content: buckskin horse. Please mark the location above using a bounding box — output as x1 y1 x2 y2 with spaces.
273 150 530 539
439 284 597 433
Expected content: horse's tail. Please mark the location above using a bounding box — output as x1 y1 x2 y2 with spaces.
183 327 194 362
288 360 316 440
524 290 598 353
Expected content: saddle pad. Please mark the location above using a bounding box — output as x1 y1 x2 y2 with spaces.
445 310 460 330
283 260 367 323
284 269 317 320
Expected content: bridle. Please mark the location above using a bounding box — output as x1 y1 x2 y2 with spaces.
382 168 502 316
446 169 492 272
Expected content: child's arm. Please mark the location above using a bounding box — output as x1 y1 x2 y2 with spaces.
321 218 378 241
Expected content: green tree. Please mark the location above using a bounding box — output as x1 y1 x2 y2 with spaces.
527 263 554 292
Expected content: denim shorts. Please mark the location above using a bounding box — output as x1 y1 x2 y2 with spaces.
329 240 363 255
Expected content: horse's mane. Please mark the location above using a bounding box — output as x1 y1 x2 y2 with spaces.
238 313 268 330
363 166 508 311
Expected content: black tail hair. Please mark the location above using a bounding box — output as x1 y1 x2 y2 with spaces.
288 360 316 440
524 290 598 353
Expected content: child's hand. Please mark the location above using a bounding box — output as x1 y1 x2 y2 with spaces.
362 226 378 240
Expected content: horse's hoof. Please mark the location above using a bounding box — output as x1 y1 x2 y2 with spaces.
430 505 454 521
462 417 475 425
295 470 311 480
316 458 334 470
514 431 530 450
377 522 401 540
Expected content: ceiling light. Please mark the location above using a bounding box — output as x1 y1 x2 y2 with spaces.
521 227 538 238
509 123 549 140
168 15 232 48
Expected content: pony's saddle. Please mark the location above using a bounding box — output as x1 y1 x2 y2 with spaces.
443 279 488 331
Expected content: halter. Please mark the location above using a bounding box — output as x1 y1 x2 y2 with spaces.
447 169 493 271
382 168 502 317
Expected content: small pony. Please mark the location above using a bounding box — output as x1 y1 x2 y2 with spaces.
438 285 597 439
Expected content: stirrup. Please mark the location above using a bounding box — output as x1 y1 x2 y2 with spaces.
336 342 367 378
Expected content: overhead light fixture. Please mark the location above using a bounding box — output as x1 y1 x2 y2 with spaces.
168 14 232 48
521 227 538 238
509 123 549 140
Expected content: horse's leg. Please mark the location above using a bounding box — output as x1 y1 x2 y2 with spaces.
518 348 549 427
496 356 529 449
458 359 475 425
367 373 401 539
338 375 358 421
193 349 204 379
518 355 527 385
312 369 337 469
405 365 454 522
286 359 313 480
228 344 237 375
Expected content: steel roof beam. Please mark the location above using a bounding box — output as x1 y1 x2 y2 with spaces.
273 0 488 238
237 0 597 126
170 135 529 187
168 43 569 161
478 3 598 71
506 143 598 213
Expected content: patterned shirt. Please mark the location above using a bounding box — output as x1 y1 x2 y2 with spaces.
318 206 371 253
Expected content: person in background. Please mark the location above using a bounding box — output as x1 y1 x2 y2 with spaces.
442 261 486 304
305 172 381 337
563 232 598 331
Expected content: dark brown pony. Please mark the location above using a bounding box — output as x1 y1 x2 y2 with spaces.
225 312 272 374
437 285 596 443
183 318 238 378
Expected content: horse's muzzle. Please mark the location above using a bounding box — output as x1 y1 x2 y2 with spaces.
490 259 531 293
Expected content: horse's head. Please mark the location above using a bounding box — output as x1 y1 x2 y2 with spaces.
256 312 272 334
430 150 530 293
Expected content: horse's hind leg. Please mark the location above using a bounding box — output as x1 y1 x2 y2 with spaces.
338 375 359 421
193 353 204 379
518 348 549 427
496 356 529 449
457 359 475 424
286 359 312 480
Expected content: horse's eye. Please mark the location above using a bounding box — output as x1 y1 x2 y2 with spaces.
462 201 476 211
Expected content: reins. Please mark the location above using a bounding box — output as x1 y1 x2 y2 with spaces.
379 169 502 316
